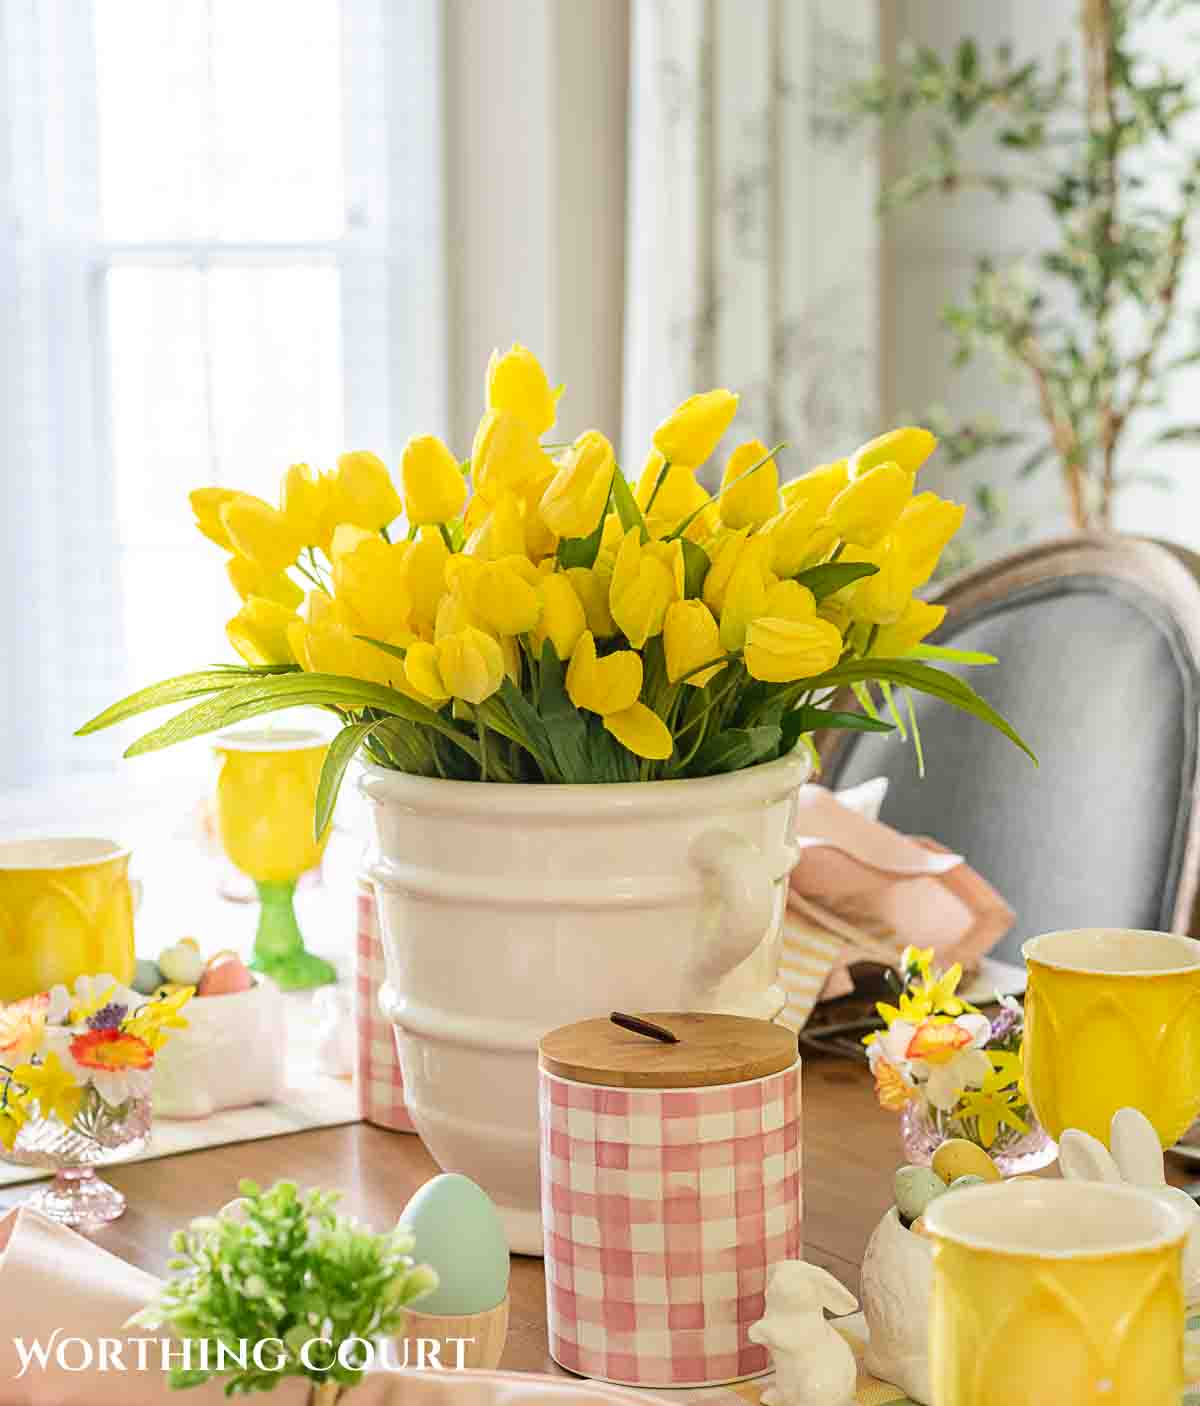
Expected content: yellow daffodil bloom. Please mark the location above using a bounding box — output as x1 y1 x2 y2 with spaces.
663 599 725 686
227 597 301 667
486 343 561 436
565 565 617 638
743 616 843 683
824 461 913 548
539 430 615 539
471 409 552 505
604 701 674 760
900 945 935 979
190 487 239 551
873 1056 918 1111
0 1101 26 1149
12 1052 83 1128
531 573 587 660
892 491 967 587
652 389 739 467
280 462 334 548
873 598 947 656
719 439 779 530
566 631 643 715
329 451 403 534
220 493 307 575
124 986 194 1051
609 527 682 647
850 426 937 479
401 435 468 526
225 557 304 611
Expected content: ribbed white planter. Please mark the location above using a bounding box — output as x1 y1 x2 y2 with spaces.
361 751 809 1255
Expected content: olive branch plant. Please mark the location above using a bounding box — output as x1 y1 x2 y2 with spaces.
845 0 1200 540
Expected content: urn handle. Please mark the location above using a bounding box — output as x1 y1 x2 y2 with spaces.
689 829 776 992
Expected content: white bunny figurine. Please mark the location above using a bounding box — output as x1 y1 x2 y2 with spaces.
748 1261 859 1406
1060 1106 1200 1302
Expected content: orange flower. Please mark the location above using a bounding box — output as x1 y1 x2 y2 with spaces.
69 1028 154 1073
0 994 48 1062
873 1057 917 1111
905 1019 972 1066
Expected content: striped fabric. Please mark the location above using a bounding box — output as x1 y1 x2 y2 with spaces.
355 878 414 1133
777 910 844 1035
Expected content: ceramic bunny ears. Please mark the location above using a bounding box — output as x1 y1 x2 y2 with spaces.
1059 1107 1165 1186
765 1260 860 1318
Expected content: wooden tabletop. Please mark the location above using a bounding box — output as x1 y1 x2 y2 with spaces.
0 1054 893 1376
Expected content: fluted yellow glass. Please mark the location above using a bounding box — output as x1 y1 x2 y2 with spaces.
927 1180 1187 1406
214 731 330 883
1022 929 1200 1145
0 840 136 1002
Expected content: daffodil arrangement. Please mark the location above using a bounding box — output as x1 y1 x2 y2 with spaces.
80 346 1033 832
866 946 1031 1151
0 974 193 1152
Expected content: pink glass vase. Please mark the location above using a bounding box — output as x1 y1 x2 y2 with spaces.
900 1095 1057 1175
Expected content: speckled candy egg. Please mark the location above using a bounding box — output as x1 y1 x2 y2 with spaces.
947 1174 988 1193
894 1164 948 1223
132 958 164 996
197 951 254 997
159 941 206 986
931 1138 1001 1185
399 1173 510 1315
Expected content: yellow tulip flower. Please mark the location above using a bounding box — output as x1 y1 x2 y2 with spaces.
463 489 527 560
531 573 587 660
844 539 919 626
636 454 717 542
330 524 413 639
610 527 682 647
604 702 674 760
226 556 304 611
486 343 561 436
288 594 410 691
719 439 779 530
718 538 776 651
770 462 848 576
474 559 542 635
190 487 239 551
565 565 617 638
850 426 937 478
873 598 947 656
652 388 739 467
893 491 966 587
762 578 817 623
471 409 552 504
436 626 505 704
539 430 615 539
824 461 913 548
280 462 334 547
781 459 848 510
566 631 643 715
329 451 404 533
520 461 559 561
220 493 307 575
399 528 451 635
663 600 725 686
227 596 300 667
743 616 844 683
401 434 468 526
702 528 750 616
404 641 451 704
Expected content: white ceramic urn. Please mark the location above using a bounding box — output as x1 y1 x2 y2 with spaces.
361 751 809 1254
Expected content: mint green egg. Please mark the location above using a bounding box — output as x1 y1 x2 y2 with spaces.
398 1173 510 1315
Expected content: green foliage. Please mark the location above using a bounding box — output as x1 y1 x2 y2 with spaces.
844 0 1200 533
129 1179 437 1398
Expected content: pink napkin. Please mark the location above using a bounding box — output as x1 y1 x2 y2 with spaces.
0 1208 653 1405
789 782 1014 1001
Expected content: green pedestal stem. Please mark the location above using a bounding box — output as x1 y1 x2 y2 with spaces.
251 878 337 991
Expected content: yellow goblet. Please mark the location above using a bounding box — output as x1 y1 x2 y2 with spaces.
1022 929 1200 1146
0 838 137 1002
214 728 335 990
925 1179 1189 1405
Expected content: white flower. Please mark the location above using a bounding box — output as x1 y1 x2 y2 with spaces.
876 1012 992 1112
45 986 71 1025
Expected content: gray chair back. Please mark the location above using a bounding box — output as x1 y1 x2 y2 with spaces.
821 536 1200 963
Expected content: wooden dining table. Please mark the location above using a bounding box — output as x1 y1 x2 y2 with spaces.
0 1053 918 1375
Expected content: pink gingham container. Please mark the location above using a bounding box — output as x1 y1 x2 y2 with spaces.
538 1013 802 1388
355 875 414 1132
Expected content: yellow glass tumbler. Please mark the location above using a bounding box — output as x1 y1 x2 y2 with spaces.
0 838 137 1002
1022 929 1200 1145
214 728 334 991
926 1179 1189 1405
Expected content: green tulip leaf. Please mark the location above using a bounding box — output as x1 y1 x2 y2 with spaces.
908 642 998 665
793 561 879 601
686 725 782 777
781 705 895 754
556 502 609 571
681 538 711 598
314 719 387 840
610 470 647 539
75 667 296 736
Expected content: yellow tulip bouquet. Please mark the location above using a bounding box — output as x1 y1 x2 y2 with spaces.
81 346 1032 832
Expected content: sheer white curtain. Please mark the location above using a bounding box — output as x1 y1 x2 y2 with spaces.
0 0 444 790
622 0 880 476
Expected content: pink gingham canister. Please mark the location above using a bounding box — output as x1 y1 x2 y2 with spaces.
539 1012 801 1387
355 875 414 1132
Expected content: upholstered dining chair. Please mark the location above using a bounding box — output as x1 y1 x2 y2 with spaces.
818 534 1200 964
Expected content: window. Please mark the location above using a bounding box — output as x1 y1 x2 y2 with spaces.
1 0 444 786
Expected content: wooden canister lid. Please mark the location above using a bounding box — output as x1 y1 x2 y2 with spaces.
538 1012 798 1088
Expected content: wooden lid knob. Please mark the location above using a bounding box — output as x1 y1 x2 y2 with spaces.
538 1012 798 1088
